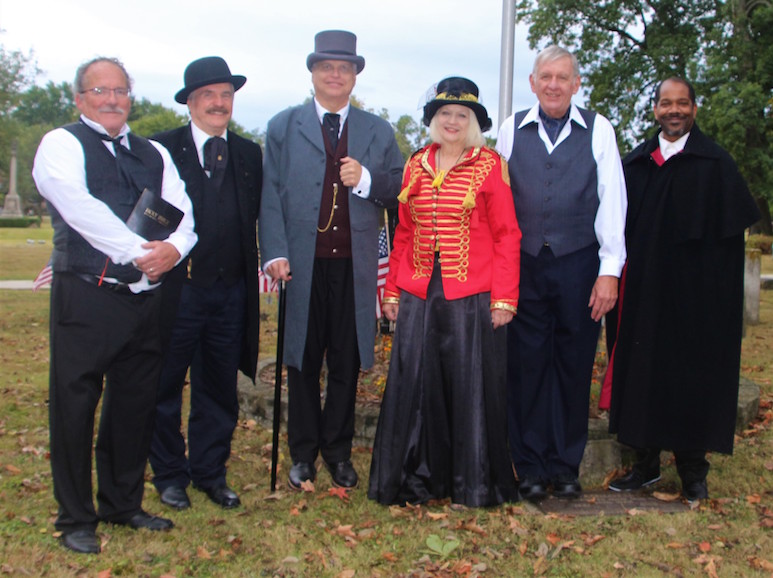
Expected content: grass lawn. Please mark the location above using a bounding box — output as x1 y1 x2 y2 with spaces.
0 226 771 576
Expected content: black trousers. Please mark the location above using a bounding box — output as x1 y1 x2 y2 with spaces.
287 258 360 464
150 278 245 491
49 273 163 532
507 244 601 480
634 448 710 485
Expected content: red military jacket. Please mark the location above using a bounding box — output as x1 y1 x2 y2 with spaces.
384 143 520 312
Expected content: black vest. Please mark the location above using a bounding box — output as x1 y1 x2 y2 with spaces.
187 151 244 287
508 108 599 258
50 122 163 282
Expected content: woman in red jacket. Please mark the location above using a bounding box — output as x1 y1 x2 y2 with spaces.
368 77 522 507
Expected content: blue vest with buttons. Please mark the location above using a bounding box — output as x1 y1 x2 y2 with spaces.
507 107 599 258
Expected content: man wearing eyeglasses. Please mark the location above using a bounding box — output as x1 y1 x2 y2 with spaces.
148 57 262 512
259 30 403 491
32 57 197 554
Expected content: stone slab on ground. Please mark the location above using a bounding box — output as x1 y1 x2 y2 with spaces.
535 489 690 516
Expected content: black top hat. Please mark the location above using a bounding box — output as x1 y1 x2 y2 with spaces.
422 77 492 132
174 56 247 104
306 30 365 74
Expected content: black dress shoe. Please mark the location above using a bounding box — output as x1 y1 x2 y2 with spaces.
61 529 100 554
683 479 708 502
325 460 359 489
159 485 191 510
552 475 582 499
202 485 241 509
518 477 548 502
288 462 316 491
608 469 661 492
110 510 174 531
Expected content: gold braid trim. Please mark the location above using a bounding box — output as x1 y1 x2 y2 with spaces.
490 301 518 314
381 296 400 305
398 153 423 204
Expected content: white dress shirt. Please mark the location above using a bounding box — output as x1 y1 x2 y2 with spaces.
32 115 197 292
658 131 690 161
496 103 627 278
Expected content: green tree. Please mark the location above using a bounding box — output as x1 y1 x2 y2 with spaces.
392 114 428 160
13 81 76 126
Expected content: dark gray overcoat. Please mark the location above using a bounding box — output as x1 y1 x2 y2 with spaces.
258 102 403 370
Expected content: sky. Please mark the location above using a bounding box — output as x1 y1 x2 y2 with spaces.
0 0 552 135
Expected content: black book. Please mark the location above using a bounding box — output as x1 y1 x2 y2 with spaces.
126 188 184 241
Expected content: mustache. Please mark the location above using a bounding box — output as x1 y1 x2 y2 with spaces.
664 113 688 120
98 105 127 114
205 107 230 115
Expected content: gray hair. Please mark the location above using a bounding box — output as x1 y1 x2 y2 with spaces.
73 57 133 98
428 108 485 148
533 45 579 78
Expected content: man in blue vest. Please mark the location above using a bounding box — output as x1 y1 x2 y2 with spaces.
32 57 197 553
149 57 262 511
496 45 627 501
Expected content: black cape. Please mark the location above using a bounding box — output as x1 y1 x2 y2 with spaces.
609 125 760 454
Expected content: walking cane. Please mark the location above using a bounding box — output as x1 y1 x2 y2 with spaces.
270 279 287 492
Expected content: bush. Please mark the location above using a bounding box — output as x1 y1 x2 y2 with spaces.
747 234 773 255
0 216 42 228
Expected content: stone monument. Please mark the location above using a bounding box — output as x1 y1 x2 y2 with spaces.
1 142 24 218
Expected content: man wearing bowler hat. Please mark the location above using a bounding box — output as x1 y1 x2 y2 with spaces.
259 30 403 490
149 56 262 510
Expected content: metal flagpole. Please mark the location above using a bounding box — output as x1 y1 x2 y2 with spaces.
270 279 287 492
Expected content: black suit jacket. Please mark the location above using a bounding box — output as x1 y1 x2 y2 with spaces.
153 124 262 381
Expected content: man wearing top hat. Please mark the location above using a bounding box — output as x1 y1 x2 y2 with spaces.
149 57 262 510
259 30 403 490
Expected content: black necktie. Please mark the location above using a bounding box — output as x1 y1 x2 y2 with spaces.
323 113 340 150
100 133 147 196
204 137 228 189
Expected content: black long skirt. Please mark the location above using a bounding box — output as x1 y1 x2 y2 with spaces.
367 260 517 507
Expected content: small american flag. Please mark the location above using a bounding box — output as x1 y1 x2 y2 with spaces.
259 269 279 293
376 226 389 318
32 260 53 291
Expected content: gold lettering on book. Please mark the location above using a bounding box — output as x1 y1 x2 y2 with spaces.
142 207 171 227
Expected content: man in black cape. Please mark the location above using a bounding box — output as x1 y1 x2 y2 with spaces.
607 77 760 501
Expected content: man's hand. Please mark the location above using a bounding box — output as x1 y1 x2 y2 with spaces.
588 275 618 322
339 157 363 188
135 241 181 283
382 302 399 322
266 258 292 282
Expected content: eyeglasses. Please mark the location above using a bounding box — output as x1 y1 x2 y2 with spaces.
80 87 131 98
315 62 355 75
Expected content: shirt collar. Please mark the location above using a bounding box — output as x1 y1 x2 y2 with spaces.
314 98 350 135
518 103 586 130
80 114 131 142
658 131 690 161
190 121 228 167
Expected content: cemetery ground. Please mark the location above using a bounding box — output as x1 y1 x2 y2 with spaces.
0 222 772 577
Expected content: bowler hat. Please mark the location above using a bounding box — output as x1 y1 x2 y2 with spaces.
422 77 492 132
174 56 246 104
306 30 365 74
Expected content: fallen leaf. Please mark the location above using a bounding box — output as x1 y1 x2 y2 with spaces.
666 542 685 549
705 559 719 578
545 532 561 546
698 542 711 552
626 508 646 516
282 556 299 564
328 487 351 502
749 556 773 571
763 461 773 471
519 540 528 556
300 479 315 492
381 551 398 562
97 570 111 578
584 534 605 547
336 570 355 578
426 511 448 520
4 464 21 475
335 524 356 539
707 524 723 530
197 546 212 559
653 491 681 502
745 494 761 504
